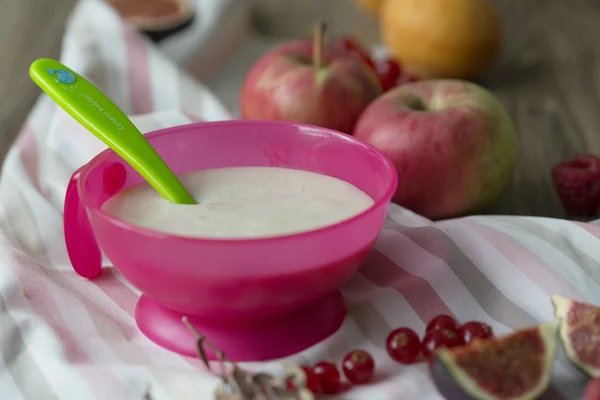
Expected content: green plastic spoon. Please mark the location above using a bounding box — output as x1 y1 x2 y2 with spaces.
29 58 196 204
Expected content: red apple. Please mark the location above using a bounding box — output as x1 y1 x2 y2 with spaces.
240 25 382 134
353 79 517 219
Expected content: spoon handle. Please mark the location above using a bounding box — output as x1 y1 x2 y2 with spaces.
29 58 196 204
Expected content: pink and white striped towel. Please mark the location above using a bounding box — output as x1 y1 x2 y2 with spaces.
1 1 599 399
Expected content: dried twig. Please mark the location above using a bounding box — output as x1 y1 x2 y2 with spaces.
142 384 153 400
182 316 234 366
181 316 315 399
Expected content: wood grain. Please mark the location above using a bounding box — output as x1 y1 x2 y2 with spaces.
2 0 600 219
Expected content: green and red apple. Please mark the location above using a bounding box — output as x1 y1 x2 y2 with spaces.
240 25 382 134
354 79 517 219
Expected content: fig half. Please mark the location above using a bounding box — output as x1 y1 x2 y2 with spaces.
430 320 560 400
552 294 600 378
107 0 195 42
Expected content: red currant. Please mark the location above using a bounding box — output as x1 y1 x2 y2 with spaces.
342 350 375 384
422 329 465 362
313 361 342 394
375 59 402 92
386 327 422 364
302 366 322 394
425 314 458 334
459 321 493 344
285 365 322 393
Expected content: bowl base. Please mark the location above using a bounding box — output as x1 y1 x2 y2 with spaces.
135 291 346 362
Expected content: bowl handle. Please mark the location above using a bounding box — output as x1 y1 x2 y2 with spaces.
64 167 102 279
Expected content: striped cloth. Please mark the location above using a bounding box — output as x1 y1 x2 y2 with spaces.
1 1 599 399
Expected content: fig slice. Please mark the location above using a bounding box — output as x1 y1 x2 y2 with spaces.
107 0 195 42
430 320 560 400
552 294 600 378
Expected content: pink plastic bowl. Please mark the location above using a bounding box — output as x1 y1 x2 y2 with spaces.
65 120 397 361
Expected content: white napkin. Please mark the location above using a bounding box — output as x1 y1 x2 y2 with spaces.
0 1 598 399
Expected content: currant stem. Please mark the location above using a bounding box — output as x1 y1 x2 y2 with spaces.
181 316 236 368
313 22 326 69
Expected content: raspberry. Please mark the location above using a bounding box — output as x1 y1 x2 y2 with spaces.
552 154 600 216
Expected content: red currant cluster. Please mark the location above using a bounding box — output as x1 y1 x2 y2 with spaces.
335 37 419 92
386 314 494 364
287 315 492 397
289 349 376 395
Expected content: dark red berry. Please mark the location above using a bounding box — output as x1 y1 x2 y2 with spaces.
359 54 376 71
552 154 600 216
584 378 600 400
335 36 376 71
338 37 370 59
338 37 362 53
375 59 402 92
422 329 465 362
313 361 342 394
285 365 321 393
342 350 375 384
350 48 376 71
286 380 296 391
425 314 458 334
458 321 493 344
386 327 422 364
302 366 322 394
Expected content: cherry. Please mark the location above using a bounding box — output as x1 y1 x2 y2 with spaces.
313 361 342 394
422 329 465 362
342 350 375 384
459 321 494 344
386 327 422 364
375 59 402 92
425 314 458 334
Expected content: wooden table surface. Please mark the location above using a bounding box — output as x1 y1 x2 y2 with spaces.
2 0 600 220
